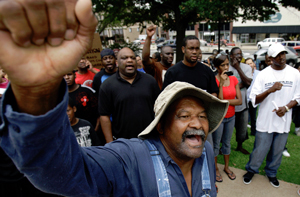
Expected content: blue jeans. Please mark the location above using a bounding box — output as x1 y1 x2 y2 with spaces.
212 115 235 157
245 131 288 177
248 101 257 136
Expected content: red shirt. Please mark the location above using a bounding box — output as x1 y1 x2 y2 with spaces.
75 69 100 88
0 78 9 89
216 76 238 118
143 61 173 90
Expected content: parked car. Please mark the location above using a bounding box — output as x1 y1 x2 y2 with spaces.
286 46 298 56
257 38 285 49
132 38 155 45
213 40 227 47
155 37 165 44
132 39 145 45
282 41 300 57
245 46 298 66
226 42 236 46
157 39 176 52
199 39 208 46
293 46 300 57
209 40 235 47
281 41 300 47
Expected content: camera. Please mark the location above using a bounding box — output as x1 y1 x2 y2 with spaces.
224 71 233 76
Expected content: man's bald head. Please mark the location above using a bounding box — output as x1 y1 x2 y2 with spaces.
117 47 137 79
161 46 173 54
117 47 134 59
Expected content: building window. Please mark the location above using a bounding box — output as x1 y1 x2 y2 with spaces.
240 34 249 43
249 33 256 43
129 28 132 33
186 25 195 31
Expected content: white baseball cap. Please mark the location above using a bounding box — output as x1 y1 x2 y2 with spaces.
268 43 287 58
138 81 229 138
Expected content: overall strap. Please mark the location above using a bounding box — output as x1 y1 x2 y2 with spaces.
144 140 171 197
201 148 211 197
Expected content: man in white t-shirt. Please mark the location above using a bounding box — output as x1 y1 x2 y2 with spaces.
243 43 300 188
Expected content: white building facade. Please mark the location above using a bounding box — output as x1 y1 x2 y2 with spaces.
232 6 300 44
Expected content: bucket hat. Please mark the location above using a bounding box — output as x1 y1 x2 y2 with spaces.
138 81 229 138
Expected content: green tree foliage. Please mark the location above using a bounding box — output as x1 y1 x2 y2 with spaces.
92 0 300 61
109 41 142 54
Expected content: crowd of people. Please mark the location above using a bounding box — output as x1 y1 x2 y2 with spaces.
0 0 300 196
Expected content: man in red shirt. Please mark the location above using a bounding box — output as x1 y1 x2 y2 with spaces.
142 25 174 89
75 57 99 88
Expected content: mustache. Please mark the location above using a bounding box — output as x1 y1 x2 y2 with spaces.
182 129 206 142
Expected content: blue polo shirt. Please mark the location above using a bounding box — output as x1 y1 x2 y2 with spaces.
0 82 216 197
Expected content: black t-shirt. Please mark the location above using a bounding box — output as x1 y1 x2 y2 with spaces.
0 148 24 182
92 68 115 96
69 85 98 128
99 71 160 139
71 119 101 147
162 61 219 95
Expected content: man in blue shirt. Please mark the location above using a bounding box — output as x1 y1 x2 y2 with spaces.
92 48 118 96
253 54 262 70
0 1 229 196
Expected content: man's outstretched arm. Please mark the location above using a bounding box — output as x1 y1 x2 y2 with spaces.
142 25 156 75
0 0 112 196
0 0 97 115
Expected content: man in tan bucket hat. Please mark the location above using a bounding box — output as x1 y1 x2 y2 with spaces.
0 1 229 196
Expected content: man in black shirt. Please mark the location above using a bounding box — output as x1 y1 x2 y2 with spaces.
64 71 98 133
99 48 160 143
162 35 219 148
67 98 100 147
163 35 218 95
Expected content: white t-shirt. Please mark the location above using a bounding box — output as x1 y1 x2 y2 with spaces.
250 65 300 133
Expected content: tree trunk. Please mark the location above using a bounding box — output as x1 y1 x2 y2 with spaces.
174 6 186 63
175 23 185 63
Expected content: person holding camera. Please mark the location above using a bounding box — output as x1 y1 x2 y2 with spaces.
212 52 242 182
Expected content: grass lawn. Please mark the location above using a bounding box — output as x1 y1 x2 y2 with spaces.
216 122 300 185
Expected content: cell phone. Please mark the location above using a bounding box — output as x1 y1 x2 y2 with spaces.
224 71 233 76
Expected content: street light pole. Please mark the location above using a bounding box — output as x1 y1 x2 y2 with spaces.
218 17 221 53
218 10 224 53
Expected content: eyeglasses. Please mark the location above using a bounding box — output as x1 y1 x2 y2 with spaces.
216 51 228 59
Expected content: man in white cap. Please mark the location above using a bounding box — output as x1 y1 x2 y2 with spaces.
243 43 300 187
0 1 229 196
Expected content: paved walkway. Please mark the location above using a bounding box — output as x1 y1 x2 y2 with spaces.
216 164 300 197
